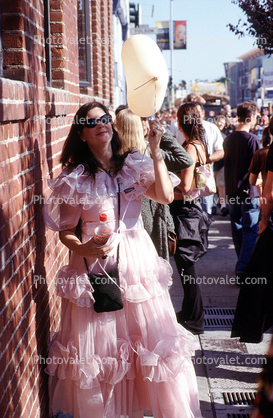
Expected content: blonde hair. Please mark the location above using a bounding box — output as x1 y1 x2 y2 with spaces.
114 109 147 154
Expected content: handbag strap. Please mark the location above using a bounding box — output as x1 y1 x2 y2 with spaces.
186 142 210 166
191 142 205 165
84 182 120 272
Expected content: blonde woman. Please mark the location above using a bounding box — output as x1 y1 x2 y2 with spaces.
114 108 194 260
114 108 148 155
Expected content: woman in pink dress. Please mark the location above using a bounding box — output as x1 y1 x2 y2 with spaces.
43 101 202 418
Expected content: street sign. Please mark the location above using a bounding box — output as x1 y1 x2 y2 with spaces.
130 27 167 35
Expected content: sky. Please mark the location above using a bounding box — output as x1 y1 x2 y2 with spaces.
138 0 257 86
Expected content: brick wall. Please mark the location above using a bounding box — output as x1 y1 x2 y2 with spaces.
0 0 114 417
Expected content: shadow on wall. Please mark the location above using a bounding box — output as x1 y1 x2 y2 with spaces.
32 139 50 417
0 207 23 418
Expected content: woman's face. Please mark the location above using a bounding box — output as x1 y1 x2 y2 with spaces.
142 119 149 137
80 107 113 153
216 117 225 131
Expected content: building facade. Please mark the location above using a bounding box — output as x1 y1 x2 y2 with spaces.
0 1 124 416
225 48 273 109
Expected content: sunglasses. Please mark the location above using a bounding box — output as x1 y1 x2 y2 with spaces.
84 114 113 129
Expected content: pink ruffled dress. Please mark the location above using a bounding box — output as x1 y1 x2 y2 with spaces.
43 152 202 418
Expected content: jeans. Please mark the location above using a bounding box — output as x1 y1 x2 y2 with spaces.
228 197 260 276
201 194 214 214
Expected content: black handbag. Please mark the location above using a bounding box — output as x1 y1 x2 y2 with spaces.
84 184 124 313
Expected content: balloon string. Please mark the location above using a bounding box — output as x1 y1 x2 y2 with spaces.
133 76 158 91
154 78 157 116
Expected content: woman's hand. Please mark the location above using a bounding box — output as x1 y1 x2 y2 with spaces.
148 120 165 150
78 237 114 258
145 120 174 204
59 229 114 258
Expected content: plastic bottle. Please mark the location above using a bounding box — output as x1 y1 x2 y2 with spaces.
94 213 112 246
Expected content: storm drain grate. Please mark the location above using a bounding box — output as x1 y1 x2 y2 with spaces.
204 307 235 328
223 391 257 406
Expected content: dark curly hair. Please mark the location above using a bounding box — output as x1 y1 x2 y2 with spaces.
60 101 131 178
177 102 208 154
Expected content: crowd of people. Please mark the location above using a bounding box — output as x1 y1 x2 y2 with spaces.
42 94 273 418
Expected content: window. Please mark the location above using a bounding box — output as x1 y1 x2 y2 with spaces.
77 0 91 85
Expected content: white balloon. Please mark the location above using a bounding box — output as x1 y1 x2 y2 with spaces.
121 35 168 117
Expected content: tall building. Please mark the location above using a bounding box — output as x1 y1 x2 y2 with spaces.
225 48 273 109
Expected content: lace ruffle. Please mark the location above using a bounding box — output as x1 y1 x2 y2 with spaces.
122 257 172 303
45 336 132 390
55 257 172 306
43 152 180 231
45 328 198 387
135 332 199 383
56 266 95 307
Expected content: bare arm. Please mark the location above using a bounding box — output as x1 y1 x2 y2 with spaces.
59 227 113 258
176 143 197 194
208 149 224 163
145 120 174 204
249 172 263 197
259 170 273 234
249 172 259 186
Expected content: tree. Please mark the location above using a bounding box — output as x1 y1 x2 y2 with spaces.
217 77 234 95
228 0 273 55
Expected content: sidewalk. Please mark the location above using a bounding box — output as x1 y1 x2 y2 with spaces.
169 213 273 418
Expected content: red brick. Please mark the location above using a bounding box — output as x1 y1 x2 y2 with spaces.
1 14 24 31
1 1 24 13
50 0 62 10
50 11 63 21
2 33 24 49
5 67 27 82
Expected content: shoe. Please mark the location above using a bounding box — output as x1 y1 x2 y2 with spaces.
221 207 229 216
239 335 263 344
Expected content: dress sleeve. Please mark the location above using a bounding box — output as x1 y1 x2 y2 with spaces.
120 151 180 200
42 165 87 231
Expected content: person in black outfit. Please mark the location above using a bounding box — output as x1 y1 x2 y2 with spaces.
224 101 260 283
170 102 212 335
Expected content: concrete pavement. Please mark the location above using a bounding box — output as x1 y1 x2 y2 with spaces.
169 212 273 418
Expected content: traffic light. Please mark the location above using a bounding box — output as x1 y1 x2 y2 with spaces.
129 3 139 27
168 76 173 89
